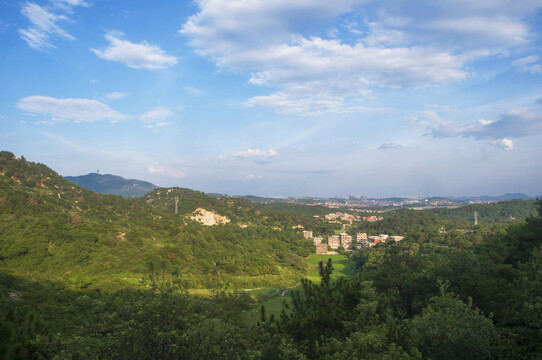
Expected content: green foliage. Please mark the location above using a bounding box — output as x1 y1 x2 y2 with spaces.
264 259 415 359
0 292 49 359
353 201 542 358
410 282 498 360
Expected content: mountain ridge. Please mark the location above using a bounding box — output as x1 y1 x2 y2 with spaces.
65 173 157 198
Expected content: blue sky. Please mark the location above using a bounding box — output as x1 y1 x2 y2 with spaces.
1 0 541 197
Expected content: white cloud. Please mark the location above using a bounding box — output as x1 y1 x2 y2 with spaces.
17 95 127 123
54 0 89 7
422 16 529 50
512 55 542 74
416 110 466 138
91 32 178 70
185 86 203 96
246 92 345 115
147 163 186 178
418 107 542 148
139 106 174 129
103 91 129 101
19 2 74 50
247 174 263 180
424 103 457 114
51 0 89 13
379 143 402 150
181 0 542 114
478 119 493 126
18 0 89 50
232 148 278 159
491 138 514 151
246 88 390 114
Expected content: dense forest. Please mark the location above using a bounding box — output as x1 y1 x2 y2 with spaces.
1 151 541 359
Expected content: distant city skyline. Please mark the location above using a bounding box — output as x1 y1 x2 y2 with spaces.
1 0 541 197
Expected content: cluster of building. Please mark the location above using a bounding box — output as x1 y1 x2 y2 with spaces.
322 212 384 224
302 230 404 255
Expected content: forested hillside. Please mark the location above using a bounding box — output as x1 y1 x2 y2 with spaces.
0 151 313 289
348 199 536 238
426 199 536 224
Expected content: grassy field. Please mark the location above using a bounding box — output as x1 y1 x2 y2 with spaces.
253 254 354 318
305 254 354 282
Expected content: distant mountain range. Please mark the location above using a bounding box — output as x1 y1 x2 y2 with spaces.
64 172 536 202
65 173 157 197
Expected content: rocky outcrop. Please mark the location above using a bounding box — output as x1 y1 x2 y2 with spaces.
190 208 230 226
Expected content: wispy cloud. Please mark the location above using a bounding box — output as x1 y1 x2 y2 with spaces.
103 91 129 101
379 143 402 150
181 0 541 114
185 86 203 96
491 138 514 151
139 106 174 129
232 148 278 159
246 90 390 115
91 32 178 70
417 107 542 149
18 0 87 50
52 0 89 11
17 95 127 123
212 148 279 164
512 55 542 74
147 163 186 178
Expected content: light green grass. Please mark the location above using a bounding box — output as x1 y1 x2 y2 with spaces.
305 254 353 282
252 254 355 319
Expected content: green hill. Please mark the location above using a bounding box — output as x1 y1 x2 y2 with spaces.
0 151 313 290
65 173 157 197
426 199 537 224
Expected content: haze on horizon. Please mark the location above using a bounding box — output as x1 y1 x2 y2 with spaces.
1 0 541 198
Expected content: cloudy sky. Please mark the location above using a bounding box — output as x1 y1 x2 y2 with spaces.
1 0 542 197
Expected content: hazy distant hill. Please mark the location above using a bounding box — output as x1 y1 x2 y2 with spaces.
451 193 535 202
65 173 157 197
485 193 534 201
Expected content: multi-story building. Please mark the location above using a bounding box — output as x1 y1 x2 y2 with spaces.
339 233 352 248
325 213 338 220
389 236 404 242
303 230 313 239
356 233 367 242
315 243 328 254
313 236 324 245
327 235 340 249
